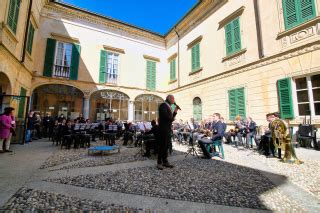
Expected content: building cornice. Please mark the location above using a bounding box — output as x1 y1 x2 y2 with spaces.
218 6 245 29
187 35 203 49
103 45 125 54
143 55 160 62
167 41 320 93
51 32 79 43
43 3 165 44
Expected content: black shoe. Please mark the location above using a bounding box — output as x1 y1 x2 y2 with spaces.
157 164 164 170
0 150 4 153
162 163 174 168
4 150 13 152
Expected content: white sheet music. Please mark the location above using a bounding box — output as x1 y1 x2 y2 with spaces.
138 122 146 131
144 122 152 131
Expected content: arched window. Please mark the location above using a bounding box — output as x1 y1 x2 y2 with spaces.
32 84 84 119
90 90 129 121
134 95 163 121
193 97 202 121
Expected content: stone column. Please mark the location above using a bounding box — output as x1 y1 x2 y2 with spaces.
83 96 90 120
128 100 134 121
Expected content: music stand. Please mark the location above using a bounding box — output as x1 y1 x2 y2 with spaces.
185 131 199 158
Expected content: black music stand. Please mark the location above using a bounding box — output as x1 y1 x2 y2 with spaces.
185 131 199 158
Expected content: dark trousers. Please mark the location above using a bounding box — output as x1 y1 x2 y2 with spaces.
157 129 170 165
198 138 213 159
34 125 41 139
262 135 275 156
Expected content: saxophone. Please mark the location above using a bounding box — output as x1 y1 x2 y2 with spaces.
271 119 303 164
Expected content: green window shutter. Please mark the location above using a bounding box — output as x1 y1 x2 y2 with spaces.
43 38 56 77
170 59 176 80
26 22 35 55
195 43 200 70
151 61 156 90
193 98 202 121
277 78 294 119
146 61 152 90
7 0 20 33
172 59 176 80
283 0 300 29
236 87 246 118
299 0 316 23
233 18 241 52
229 89 237 120
191 45 196 71
99 50 107 83
70 44 80 80
225 22 233 55
146 61 156 90
18 87 27 118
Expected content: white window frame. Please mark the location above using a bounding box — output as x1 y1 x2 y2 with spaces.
293 74 320 118
53 41 72 78
105 52 120 84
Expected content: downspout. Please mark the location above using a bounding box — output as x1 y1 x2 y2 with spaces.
253 0 264 58
173 27 180 87
21 0 33 63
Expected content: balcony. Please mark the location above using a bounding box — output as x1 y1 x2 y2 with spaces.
53 65 70 79
106 73 117 84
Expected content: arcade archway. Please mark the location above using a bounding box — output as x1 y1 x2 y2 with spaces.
134 94 163 121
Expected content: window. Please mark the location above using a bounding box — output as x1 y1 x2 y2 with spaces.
228 87 246 120
225 17 241 56
53 41 73 78
295 74 320 116
191 43 200 72
193 97 202 121
146 60 156 90
106 52 119 84
7 0 21 33
26 22 35 55
43 38 80 80
170 58 176 81
282 0 316 30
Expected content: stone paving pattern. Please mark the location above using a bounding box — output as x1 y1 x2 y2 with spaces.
1 188 153 212
47 158 304 211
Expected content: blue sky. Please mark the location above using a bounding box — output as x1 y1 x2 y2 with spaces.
61 0 199 35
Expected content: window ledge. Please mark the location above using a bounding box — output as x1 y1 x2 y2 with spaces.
189 67 203 76
1 23 18 43
168 79 177 84
222 49 247 62
276 16 320 40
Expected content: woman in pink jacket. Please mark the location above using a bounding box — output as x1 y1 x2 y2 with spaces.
0 107 14 153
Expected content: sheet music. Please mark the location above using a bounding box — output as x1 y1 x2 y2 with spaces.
144 122 152 131
138 122 146 131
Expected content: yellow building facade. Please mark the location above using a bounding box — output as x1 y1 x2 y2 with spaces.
1 0 320 131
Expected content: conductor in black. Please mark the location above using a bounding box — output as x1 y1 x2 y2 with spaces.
157 95 179 170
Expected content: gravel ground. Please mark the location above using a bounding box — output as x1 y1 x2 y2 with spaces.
47 158 304 211
1 188 157 212
40 140 140 169
223 144 320 200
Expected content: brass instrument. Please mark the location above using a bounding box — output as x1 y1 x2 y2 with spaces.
271 119 303 164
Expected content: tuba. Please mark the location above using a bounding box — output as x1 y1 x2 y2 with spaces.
271 119 303 164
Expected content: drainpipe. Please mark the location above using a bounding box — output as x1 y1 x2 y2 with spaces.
253 0 264 59
21 0 33 63
173 27 180 87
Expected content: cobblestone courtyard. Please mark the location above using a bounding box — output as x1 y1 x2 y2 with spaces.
0 139 319 212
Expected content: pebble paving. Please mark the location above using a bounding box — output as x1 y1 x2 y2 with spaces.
1 188 157 212
47 158 304 211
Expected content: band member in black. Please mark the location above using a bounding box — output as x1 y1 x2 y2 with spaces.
157 95 179 170
198 113 224 159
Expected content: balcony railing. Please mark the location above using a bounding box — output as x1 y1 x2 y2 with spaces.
53 65 70 78
106 73 117 84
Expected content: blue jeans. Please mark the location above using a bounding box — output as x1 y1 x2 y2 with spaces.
26 130 31 143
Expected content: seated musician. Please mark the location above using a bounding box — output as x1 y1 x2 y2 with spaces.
198 113 225 159
261 113 276 157
143 120 158 157
245 116 257 148
234 115 246 147
60 119 74 149
184 118 199 145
